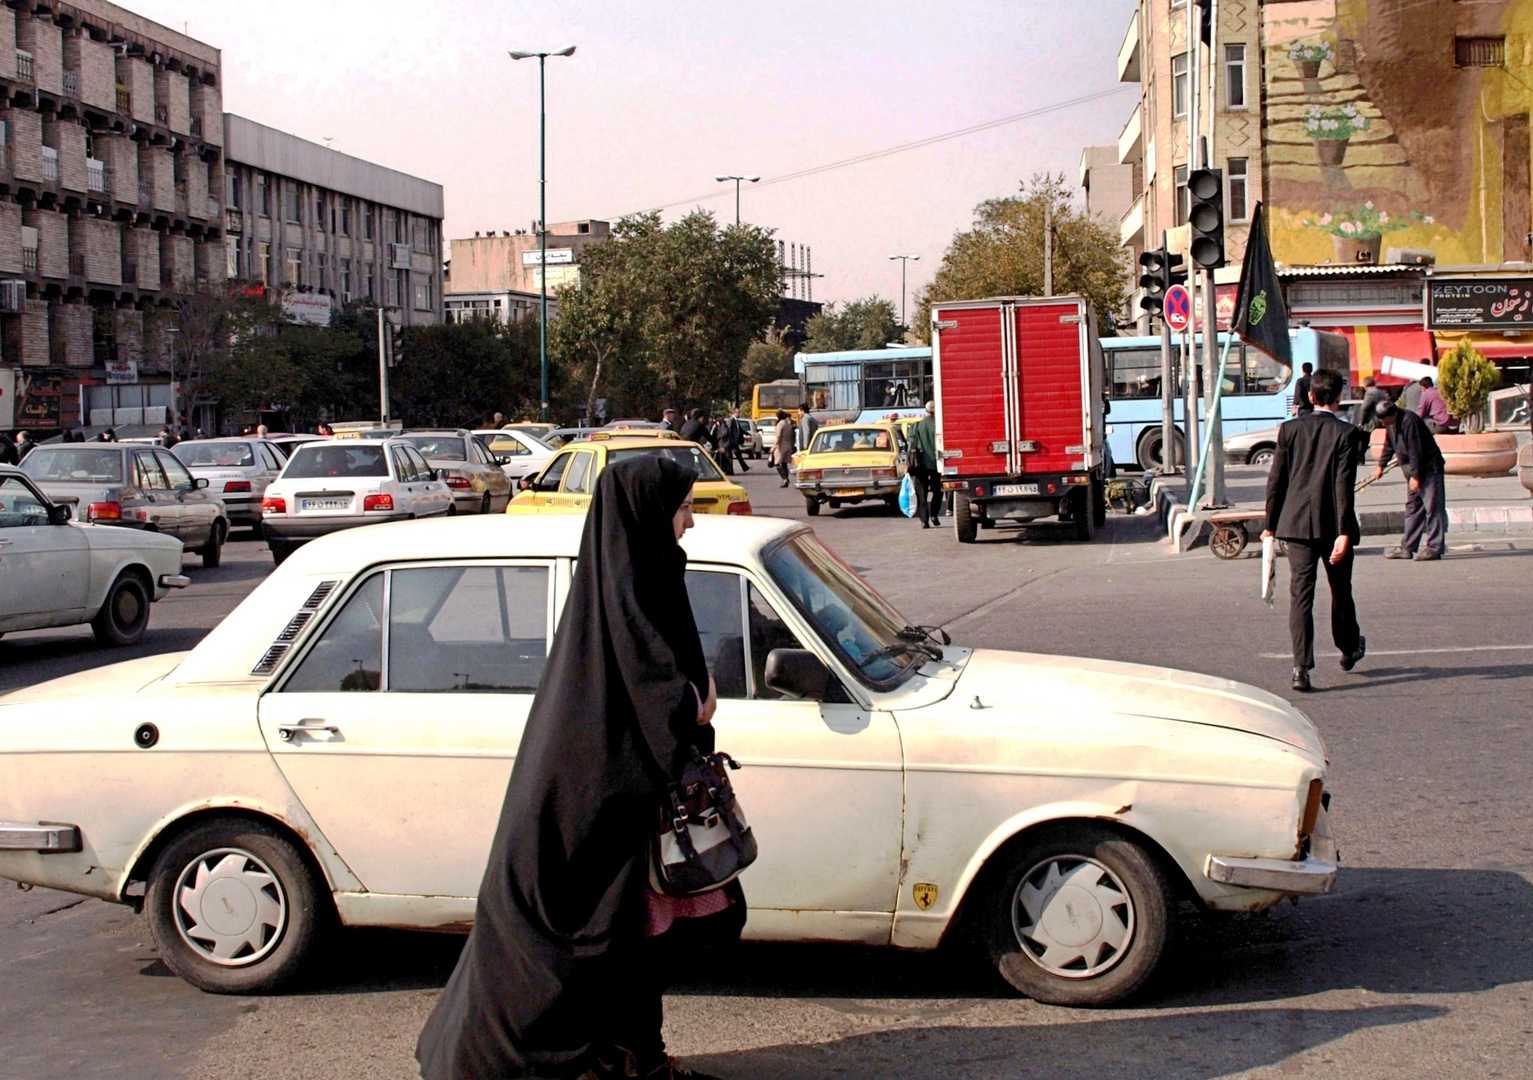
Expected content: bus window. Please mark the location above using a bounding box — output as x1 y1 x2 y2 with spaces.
1244 348 1290 395
1109 348 1163 399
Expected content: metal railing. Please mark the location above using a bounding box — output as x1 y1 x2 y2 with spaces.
87 158 106 193
42 148 58 184
15 50 32 82
62 71 78 97
116 84 130 113
138 178 150 201
22 246 38 273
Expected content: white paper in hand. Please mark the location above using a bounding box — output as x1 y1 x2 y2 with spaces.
1261 535 1277 608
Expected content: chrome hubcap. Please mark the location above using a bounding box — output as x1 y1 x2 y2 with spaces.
1012 855 1134 979
173 847 287 966
116 589 142 625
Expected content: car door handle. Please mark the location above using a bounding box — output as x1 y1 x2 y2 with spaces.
277 721 340 742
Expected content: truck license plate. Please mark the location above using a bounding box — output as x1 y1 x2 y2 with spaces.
300 498 350 512
993 483 1039 496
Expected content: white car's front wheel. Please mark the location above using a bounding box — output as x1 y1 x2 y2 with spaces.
983 825 1172 1006
146 819 328 994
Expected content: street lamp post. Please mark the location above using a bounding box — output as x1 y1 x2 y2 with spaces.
713 174 760 226
888 254 920 330
510 45 576 423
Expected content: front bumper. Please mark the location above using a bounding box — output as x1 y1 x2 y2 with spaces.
263 513 412 541
158 574 191 589
0 821 82 853
1206 854 1337 895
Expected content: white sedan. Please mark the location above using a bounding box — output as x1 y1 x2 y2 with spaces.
472 428 555 482
0 466 189 646
259 439 453 565
172 438 290 528
0 514 1335 1003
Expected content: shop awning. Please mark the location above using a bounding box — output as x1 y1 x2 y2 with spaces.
1315 325 1436 385
1434 335 1533 362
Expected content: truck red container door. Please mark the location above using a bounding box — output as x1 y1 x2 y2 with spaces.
932 303 1010 479
1013 300 1090 475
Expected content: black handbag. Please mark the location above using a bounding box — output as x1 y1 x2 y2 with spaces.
652 751 758 897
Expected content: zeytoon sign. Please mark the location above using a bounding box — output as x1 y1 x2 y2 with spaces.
1427 278 1533 330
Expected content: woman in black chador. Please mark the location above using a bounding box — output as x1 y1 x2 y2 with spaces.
417 455 743 1080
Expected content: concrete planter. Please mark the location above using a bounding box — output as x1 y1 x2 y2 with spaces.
1331 233 1381 264
1315 138 1350 166
1438 432 1518 476
1519 442 1533 496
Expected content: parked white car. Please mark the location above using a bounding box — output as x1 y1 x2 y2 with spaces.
172 438 290 528
472 428 556 482
0 466 189 645
259 439 452 565
0 515 1335 1003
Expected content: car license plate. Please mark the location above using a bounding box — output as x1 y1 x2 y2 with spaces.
300 498 350 512
833 488 863 497
993 483 1039 496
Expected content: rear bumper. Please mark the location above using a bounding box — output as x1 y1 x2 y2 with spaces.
0 821 82 854
263 513 412 541
796 479 900 499
218 494 259 523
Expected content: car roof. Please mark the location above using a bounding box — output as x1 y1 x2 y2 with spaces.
0 464 26 478
814 421 897 432
279 511 801 573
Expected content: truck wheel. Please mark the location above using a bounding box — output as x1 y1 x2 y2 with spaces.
145 818 329 994
91 570 151 646
805 498 820 517
954 494 977 543
1072 489 1094 542
1136 429 1184 473
1092 476 1107 527
981 825 1172 1006
200 521 225 568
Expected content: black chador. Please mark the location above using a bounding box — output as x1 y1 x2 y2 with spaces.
417 456 720 1078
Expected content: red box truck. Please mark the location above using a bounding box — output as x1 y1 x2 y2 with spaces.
931 294 1108 542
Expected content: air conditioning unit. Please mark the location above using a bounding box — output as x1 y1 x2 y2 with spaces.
1384 247 1436 266
0 279 25 314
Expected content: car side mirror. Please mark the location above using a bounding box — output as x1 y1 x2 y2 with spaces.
194 477 210 489
495 455 508 466
764 648 832 701
49 503 72 524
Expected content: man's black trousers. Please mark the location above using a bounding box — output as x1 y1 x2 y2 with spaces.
1285 539 1360 671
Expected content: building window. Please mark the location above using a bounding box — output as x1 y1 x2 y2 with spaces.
227 173 241 209
364 207 375 241
1225 44 1246 109
285 183 301 224
1227 157 1249 222
317 251 327 287
341 257 352 299
341 202 351 236
1456 36 1505 68
414 274 430 311
1172 53 1189 119
286 247 301 287
1174 165 1189 226
227 236 241 278
255 174 269 217
365 263 375 300
257 241 270 285
315 192 325 227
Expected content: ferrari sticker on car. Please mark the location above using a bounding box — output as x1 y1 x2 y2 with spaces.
912 882 938 910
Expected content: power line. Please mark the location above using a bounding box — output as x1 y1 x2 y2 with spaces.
621 84 1137 218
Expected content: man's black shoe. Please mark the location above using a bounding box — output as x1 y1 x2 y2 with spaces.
1292 667 1312 692
1340 636 1367 671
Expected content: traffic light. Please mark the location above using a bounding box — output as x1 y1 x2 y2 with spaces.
1137 246 1186 317
1188 169 1225 269
389 324 406 368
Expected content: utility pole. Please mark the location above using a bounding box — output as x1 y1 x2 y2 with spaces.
1043 198 1054 297
1204 0 1226 506
888 254 919 330
377 306 390 423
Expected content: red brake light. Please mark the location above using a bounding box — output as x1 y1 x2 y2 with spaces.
444 476 472 489
261 496 286 515
727 501 753 515
223 480 252 493
871 467 896 479
799 469 822 481
974 487 985 497
87 501 122 521
364 493 394 512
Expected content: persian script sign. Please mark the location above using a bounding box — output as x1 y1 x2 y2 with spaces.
1427 277 1533 330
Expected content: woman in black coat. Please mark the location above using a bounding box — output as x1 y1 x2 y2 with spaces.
417 455 742 1080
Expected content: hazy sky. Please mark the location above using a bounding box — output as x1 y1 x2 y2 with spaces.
131 0 1138 308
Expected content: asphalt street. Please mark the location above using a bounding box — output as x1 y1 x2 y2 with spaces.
3 469 1531 1079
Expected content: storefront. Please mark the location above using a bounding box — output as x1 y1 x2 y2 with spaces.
1426 276 1533 389
1280 265 1432 387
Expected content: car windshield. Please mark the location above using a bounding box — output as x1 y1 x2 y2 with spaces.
812 428 892 453
173 441 256 467
764 532 926 687
607 445 724 481
401 436 466 461
21 447 124 483
284 444 388 478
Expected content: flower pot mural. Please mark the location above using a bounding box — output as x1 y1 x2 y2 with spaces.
1298 60 1323 79
1332 233 1382 263
1437 432 1518 476
1305 104 1369 168
1289 40 1333 80
1315 139 1349 166
1304 204 1430 265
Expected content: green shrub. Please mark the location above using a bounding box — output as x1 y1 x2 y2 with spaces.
1438 339 1499 433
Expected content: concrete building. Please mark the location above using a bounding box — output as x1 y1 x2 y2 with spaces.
1079 144 1136 227
0 0 226 435
223 115 444 329
447 220 610 299
443 288 551 325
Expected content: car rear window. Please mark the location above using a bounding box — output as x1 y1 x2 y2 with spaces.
812 428 892 453
173 441 256 467
21 447 124 483
607 445 724 481
400 436 466 461
284 444 389 479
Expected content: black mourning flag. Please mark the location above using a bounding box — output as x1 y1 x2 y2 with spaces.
1232 202 1291 368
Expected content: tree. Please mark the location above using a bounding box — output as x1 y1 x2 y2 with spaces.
391 317 545 428
742 339 794 387
913 174 1129 340
1437 338 1499 433
801 296 901 353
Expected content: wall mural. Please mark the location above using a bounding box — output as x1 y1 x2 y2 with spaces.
1262 0 1532 268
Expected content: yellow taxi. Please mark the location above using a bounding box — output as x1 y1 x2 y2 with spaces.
506 434 752 515
794 421 908 517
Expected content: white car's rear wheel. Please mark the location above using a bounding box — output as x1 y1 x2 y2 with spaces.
146 819 327 994
91 571 150 646
983 826 1171 1006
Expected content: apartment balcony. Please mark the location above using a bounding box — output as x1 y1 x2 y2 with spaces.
69 253 84 278
87 158 107 195
155 104 168 125
138 178 150 202
15 50 33 83
1118 103 1143 166
1120 193 1145 248
62 71 79 98
1118 10 1141 84
42 147 58 184
190 116 202 139
123 260 137 284
116 84 130 114
22 246 38 273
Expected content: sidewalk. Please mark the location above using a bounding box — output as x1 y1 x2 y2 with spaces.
1152 433 1532 552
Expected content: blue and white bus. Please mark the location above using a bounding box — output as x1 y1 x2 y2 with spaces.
1102 327 1349 471
796 346 932 422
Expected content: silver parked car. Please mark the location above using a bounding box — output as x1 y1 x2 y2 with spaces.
171 438 289 528
21 443 229 568
1223 425 1279 468
0 466 189 646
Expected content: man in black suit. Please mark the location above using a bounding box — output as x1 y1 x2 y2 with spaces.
1292 362 1314 417
1263 368 1367 692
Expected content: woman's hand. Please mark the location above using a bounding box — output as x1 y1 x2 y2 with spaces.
698 675 718 726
